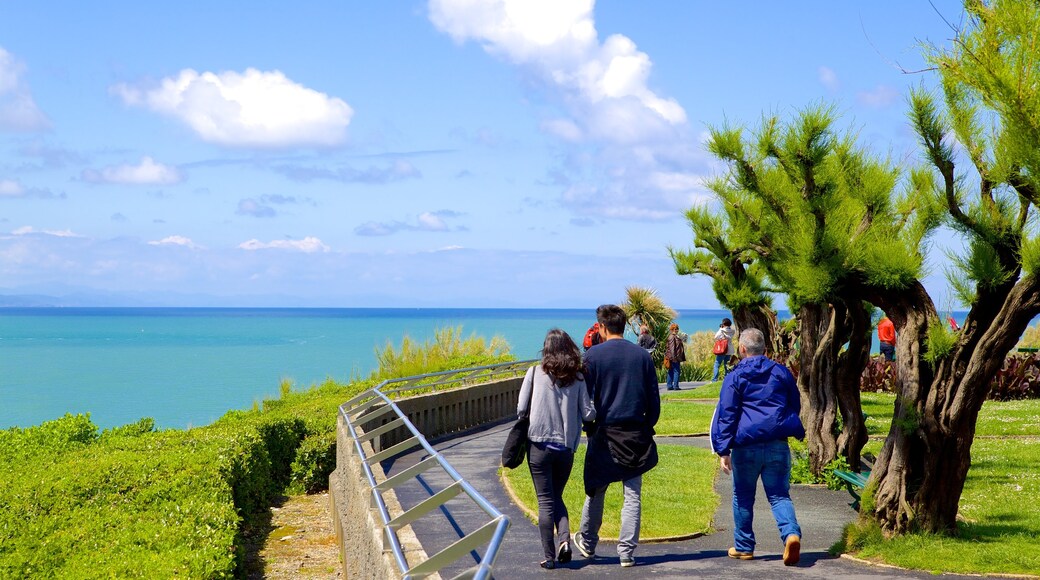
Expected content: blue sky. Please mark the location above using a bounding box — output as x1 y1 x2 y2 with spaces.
0 1 967 308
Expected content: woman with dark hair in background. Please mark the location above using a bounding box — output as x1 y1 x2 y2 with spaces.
665 323 686 390
517 328 596 569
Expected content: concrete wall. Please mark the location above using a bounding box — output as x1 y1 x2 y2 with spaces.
380 376 523 449
332 375 525 578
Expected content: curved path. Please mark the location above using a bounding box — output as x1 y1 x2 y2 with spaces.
384 383 994 579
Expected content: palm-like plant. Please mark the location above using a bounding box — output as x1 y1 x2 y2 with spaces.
621 286 677 364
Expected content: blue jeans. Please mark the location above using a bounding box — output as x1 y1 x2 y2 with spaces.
711 353 729 381
730 439 801 553
666 364 680 389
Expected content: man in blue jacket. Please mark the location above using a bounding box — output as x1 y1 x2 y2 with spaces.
710 327 804 566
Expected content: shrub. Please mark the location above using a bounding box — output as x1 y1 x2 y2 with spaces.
0 329 515 577
986 353 1040 401
861 356 897 392
788 439 852 490
1018 322 1040 349
291 431 338 493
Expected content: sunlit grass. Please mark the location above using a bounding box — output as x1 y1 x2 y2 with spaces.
657 400 715 435
860 392 1040 437
502 443 718 539
849 437 1040 575
662 381 722 401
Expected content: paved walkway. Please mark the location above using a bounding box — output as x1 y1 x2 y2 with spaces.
384 382 990 579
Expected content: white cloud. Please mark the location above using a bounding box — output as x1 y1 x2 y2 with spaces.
148 235 202 249
818 66 840 92
541 118 583 142
113 68 353 148
857 84 899 108
0 179 24 197
355 210 466 236
429 0 685 142
0 47 50 132
11 226 82 237
81 156 183 185
429 0 699 221
237 236 330 253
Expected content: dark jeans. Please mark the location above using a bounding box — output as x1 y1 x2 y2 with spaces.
880 342 895 361
527 443 575 561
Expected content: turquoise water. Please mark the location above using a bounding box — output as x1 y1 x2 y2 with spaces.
0 308 730 430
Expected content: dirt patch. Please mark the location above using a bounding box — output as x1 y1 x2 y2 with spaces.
244 492 343 579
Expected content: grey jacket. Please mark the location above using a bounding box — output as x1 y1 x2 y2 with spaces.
517 365 596 451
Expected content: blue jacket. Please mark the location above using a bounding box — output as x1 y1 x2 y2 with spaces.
710 355 804 456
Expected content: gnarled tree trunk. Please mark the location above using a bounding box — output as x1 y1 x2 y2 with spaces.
796 301 871 476
867 278 1040 533
731 304 787 359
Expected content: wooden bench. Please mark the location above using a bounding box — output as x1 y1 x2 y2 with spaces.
833 469 871 511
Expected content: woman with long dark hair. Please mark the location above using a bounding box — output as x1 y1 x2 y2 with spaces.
517 328 596 569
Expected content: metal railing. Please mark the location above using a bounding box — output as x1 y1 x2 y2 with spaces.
338 359 535 579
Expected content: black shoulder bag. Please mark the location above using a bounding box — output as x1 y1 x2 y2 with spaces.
501 367 536 469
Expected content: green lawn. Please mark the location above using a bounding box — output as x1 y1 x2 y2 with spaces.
657 400 716 435
506 384 1040 576
851 437 1040 575
860 392 1040 437
662 381 722 401
503 443 718 539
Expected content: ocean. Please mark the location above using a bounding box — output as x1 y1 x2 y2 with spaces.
0 307 731 430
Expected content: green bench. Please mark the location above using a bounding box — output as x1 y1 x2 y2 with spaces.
833 469 871 511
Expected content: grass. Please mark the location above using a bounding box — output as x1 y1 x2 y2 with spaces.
848 437 1040 575
656 400 715 435
502 443 718 539
662 381 722 400
860 392 1040 438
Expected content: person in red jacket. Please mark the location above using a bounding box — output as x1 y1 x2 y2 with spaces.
878 317 896 361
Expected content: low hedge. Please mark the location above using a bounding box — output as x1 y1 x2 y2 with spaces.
0 383 362 578
0 352 507 577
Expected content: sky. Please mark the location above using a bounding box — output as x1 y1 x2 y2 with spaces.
0 1 970 308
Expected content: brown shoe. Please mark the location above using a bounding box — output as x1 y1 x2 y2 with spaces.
727 547 754 560
783 534 801 566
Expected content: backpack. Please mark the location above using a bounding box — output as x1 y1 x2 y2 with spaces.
713 338 729 355
583 323 603 350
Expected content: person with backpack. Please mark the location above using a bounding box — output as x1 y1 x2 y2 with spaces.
664 323 686 391
712 318 737 381
582 322 603 352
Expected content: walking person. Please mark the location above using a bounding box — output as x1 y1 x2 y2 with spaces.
664 323 686 391
637 324 657 354
878 316 896 361
710 328 804 566
517 328 596 570
712 318 737 381
575 305 660 568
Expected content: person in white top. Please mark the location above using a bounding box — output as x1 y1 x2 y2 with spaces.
712 318 737 381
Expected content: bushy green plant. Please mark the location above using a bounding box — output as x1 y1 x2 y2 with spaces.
0 329 515 577
373 325 513 379
789 439 852 490
1019 322 1040 349
290 431 338 493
